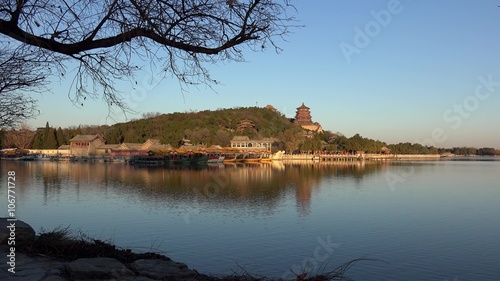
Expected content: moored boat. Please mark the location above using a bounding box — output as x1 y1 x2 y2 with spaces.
207 153 224 163
235 153 247 162
165 154 191 165
129 155 165 166
260 152 273 162
223 153 238 163
19 155 35 161
33 154 52 161
188 153 208 164
244 153 262 163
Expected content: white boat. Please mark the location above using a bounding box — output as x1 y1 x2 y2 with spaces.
207 153 225 163
33 154 52 161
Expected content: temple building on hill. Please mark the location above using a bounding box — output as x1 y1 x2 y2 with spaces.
236 119 256 132
293 102 323 134
264 104 278 113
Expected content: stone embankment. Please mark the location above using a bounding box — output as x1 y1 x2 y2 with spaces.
364 154 441 160
0 218 203 281
282 153 441 161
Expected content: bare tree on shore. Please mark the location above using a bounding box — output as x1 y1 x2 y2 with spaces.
2 122 36 148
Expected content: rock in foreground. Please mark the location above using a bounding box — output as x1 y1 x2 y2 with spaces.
66 257 135 279
0 218 36 247
131 258 199 279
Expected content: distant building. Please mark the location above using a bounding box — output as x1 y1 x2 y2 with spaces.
293 103 323 136
236 119 256 132
178 139 192 147
264 104 278 113
230 136 274 151
27 149 62 157
380 146 391 154
58 145 70 155
96 138 173 156
69 134 106 156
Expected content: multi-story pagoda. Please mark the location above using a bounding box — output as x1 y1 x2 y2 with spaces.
294 103 313 125
293 102 323 134
236 119 256 132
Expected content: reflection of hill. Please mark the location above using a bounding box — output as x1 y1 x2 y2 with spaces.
1 160 390 216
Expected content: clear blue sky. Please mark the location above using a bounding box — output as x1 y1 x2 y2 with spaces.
31 0 500 148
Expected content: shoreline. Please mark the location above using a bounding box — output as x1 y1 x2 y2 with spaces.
1 218 361 281
2 153 498 164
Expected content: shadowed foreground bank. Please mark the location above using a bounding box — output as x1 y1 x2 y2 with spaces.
0 219 378 281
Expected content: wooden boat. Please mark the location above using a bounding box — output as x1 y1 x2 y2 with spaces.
235 153 247 162
129 155 165 166
1 149 32 160
207 153 224 163
244 153 262 163
1 153 35 161
1 155 35 161
188 153 208 164
223 153 238 163
165 154 191 165
260 152 273 162
1 157 22 161
174 158 191 165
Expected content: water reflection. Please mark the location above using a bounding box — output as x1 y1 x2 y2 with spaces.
1 159 498 280
1 160 389 216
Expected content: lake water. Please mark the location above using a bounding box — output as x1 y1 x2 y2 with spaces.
1 158 499 280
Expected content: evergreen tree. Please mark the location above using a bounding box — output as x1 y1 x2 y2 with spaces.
55 127 66 147
40 122 58 149
42 122 50 147
31 130 44 149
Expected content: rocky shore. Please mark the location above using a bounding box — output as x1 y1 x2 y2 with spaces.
0 218 211 281
1 218 359 281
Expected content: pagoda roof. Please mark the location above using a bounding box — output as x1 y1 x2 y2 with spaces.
297 102 310 110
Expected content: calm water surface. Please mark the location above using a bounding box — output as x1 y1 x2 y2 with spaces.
1 159 499 280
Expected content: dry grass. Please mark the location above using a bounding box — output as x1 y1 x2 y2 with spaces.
22 226 170 264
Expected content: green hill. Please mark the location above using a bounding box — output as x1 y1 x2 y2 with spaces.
24 106 497 155
98 106 299 147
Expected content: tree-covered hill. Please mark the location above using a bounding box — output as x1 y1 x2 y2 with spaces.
30 107 300 148
3 106 499 155
103 107 297 146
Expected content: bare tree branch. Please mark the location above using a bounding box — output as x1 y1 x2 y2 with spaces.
0 42 52 129
0 0 298 113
